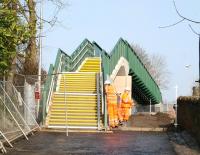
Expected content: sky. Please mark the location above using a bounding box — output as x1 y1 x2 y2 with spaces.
42 0 200 102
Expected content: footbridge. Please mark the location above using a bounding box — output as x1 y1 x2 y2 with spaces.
40 38 162 130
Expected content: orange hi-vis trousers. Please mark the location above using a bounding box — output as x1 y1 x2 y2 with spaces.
118 103 123 122
121 92 133 121
121 107 131 121
107 103 118 127
105 85 118 127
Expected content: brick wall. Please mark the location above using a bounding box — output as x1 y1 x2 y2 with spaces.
177 97 200 144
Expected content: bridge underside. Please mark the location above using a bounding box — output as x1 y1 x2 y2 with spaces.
111 61 158 105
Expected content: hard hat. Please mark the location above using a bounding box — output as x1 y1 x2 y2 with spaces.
104 80 111 85
125 87 131 91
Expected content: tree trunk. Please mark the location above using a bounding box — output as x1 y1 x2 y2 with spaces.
24 0 38 78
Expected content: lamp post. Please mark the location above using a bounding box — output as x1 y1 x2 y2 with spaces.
37 0 43 118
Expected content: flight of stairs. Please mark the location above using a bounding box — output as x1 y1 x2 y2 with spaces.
46 57 102 129
78 57 101 72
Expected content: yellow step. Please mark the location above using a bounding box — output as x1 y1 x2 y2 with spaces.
49 119 97 123
48 122 97 126
52 100 97 103
51 105 97 109
51 104 97 108
49 115 97 119
51 109 97 113
53 94 97 98
50 112 97 115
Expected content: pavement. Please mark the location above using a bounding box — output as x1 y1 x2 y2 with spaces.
5 131 176 155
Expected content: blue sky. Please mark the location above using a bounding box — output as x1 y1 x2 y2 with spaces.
42 0 200 102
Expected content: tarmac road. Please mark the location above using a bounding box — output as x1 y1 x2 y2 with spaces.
5 131 176 155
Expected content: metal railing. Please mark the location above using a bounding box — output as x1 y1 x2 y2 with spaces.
96 73 101 130
47 54 63 112
63 75 68 136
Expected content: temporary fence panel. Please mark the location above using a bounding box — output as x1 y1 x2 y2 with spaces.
0 82 29 140
0 81 40 143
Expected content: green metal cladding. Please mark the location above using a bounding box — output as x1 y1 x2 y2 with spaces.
43 38 162 107
101 38 162 104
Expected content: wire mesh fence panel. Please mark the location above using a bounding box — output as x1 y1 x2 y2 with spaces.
0 92 25 141
1 81 39 131
0 81 40 143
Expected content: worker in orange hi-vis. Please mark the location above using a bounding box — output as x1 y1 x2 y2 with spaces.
121 87 134 122
104 80 118 128
116 91 123 126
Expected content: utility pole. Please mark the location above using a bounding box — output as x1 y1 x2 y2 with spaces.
194 36 200 96
37 0 43 118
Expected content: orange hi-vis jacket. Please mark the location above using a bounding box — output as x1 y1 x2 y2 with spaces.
121 92 133 108
105 85 117 104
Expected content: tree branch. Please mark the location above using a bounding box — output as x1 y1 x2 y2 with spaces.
16 0 29 22
173 0 200 24
189 24 200 36
159 19 185 28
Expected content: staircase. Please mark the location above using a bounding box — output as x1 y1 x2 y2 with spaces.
46 57 102 129
78 57 101 72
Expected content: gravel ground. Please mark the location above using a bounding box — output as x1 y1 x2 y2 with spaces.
127 112 174 128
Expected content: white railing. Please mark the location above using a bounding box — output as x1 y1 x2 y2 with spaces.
46 54 63 113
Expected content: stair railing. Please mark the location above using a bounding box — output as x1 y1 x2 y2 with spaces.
46 54 63 114
96 73 101 130
71 48 94 71
63 74 69 136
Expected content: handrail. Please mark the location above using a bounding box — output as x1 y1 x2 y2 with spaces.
71 42 89 62
71 46 94 71
71 49 89 71
58 40 94 72
63 74 68 136
96 73 101 130
46 54 63 113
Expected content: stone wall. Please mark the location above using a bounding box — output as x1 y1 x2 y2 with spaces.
177 96 200 145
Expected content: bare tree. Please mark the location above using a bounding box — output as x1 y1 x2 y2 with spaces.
159 0 200 86
132 44 170 90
